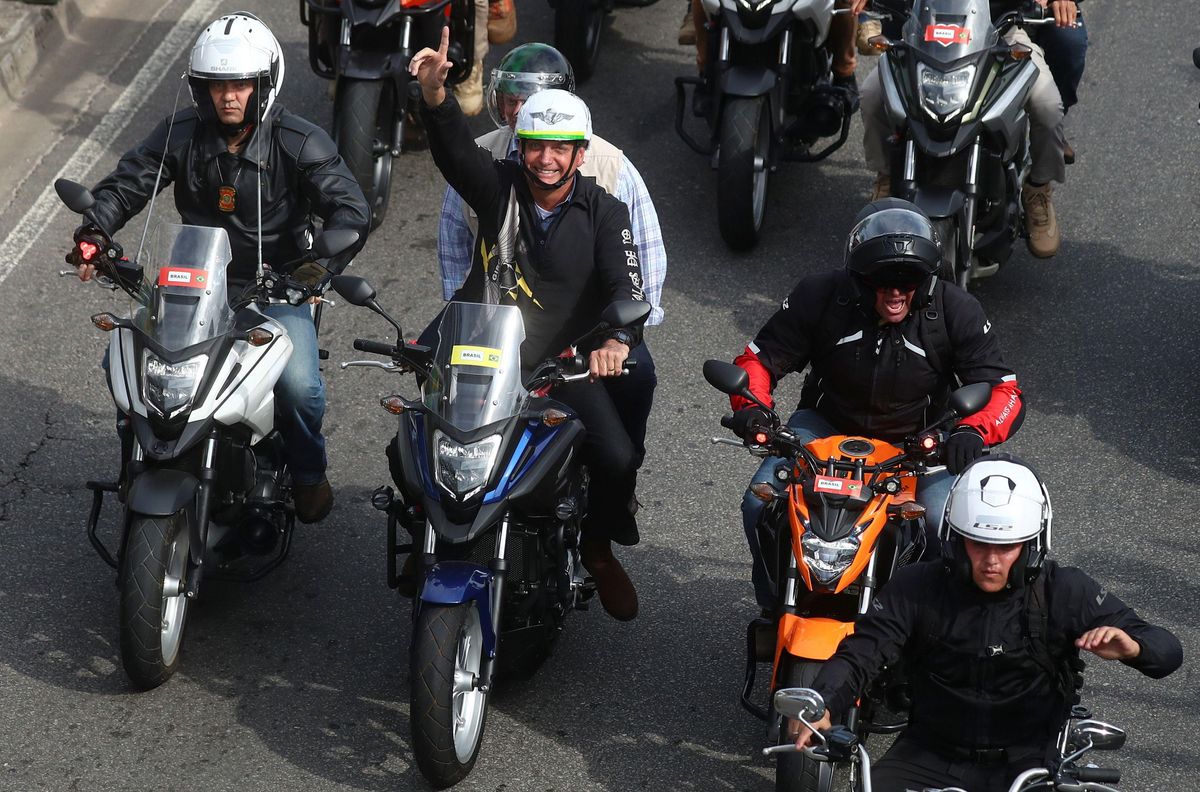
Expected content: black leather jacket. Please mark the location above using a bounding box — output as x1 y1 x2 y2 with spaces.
86 103 370 290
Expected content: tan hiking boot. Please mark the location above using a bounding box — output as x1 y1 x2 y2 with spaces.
581 539 639 621
294 478 334 524
678 4 696 45
1022 180 1061 258
454 62 484 116
870 172 891 201
856 18 883 56
487 0 516 45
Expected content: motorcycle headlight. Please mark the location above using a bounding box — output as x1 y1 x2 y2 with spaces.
917 62 976 121
434 430 501 500
142 352 207 419
734 0 775 28
801 533 861 586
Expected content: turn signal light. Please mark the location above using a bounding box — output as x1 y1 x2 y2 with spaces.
246 328 274 347
753 431 770 445
541 408 569 427
1009 44 1032 61
750 483 779 502
90 312 118 332
920 435 938 451
898 502 927 521
868 35 893 52
381 395 407 415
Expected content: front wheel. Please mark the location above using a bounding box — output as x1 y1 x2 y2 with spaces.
931 217 960 286
554 0 605 82
411 603 489 788
718 95 771 251
334 77 397 231
119 511 190 689
776 659 834 792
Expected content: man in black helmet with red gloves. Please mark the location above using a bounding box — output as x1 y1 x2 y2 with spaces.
721 198 1024 614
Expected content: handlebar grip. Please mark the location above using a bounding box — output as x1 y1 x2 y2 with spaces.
1075 768 1121 784
353 338 397 357
720 414 735 430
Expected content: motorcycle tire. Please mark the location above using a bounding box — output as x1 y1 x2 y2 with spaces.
776 659 835 792
718 95 771 251
411 603 489 788
334 77 397 231
118 510 190 690
554 0 605 82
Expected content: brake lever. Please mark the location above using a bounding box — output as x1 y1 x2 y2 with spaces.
340 360 405 372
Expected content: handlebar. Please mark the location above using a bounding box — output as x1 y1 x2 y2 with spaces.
1074 767 1121 784
353 338 398 357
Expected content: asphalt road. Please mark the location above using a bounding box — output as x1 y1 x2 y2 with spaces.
0 1 1197 790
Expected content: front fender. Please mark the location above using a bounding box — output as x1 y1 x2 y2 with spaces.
719 65 778 98
419 561 498 656
126 469 198 517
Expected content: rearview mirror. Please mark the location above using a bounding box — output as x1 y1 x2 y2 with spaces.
331 274 377 306
1193 47 1200 70
948 382 992 417
1069 720 1126 752
313 229 360 260
600 299 652 330
55 178 95 214
703 359 749 396
773 688 826 722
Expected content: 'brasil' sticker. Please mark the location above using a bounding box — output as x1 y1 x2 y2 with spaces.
451 345 503 369
157 267 208 288
814 476 864 495
924 24 971 46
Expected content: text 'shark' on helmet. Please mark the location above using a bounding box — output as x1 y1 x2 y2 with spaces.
845 198 942 303
486 43 576 129
187 13 285 132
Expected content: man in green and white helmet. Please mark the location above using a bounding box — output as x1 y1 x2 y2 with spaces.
412 29 652 621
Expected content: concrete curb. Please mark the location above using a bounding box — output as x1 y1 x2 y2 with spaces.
0 0 82 108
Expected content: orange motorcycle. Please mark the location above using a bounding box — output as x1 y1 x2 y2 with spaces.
703 360 990 792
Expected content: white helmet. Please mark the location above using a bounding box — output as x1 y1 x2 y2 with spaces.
940 456 1052 585
514 89 593 144
187 13 284 131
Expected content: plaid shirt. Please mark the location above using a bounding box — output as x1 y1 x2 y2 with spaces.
437 149 666 326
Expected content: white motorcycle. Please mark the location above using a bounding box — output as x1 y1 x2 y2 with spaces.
56 178 357 690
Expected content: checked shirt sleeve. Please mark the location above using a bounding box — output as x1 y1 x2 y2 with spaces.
616 156 666 326
437 184 475 301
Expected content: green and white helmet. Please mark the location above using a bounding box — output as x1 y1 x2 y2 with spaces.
514 90 592 144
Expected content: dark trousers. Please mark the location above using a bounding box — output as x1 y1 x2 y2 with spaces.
1035 15 1089 111
554 342 657 546
873 735 1045 792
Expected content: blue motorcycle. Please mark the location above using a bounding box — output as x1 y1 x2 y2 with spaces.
330 275 648 788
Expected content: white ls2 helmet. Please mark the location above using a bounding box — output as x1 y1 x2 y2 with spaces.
187 12 285 132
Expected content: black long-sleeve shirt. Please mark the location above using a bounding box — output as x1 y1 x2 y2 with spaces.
420 94 645 368
814 560 1182 750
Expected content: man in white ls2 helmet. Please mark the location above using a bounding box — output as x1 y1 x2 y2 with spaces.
791 456 1182 792
67 13 370 523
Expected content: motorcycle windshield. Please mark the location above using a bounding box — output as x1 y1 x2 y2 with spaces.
133 224 235 352
903 0 999 63
423 302 528 432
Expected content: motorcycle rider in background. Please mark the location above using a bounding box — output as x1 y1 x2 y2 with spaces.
792 457 1183 792
724 199 1023 614
858 0 1079 258
412 28 651 621
67 13 370 524
438 42 666 525
453 0 517 114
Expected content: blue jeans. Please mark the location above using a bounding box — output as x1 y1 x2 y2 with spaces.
1036 15 1088 112
264 302 327 487
740 409 951 610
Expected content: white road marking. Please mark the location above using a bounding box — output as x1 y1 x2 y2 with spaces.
0 0 222 285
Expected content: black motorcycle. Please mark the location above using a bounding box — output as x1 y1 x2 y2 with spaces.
550 0 659 82
331 274 649 787
300 0 475 229
675 0 857 250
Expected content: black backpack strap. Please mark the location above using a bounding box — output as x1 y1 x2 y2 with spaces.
1022 569 1085 715
814 278 858 355
917 284 953 380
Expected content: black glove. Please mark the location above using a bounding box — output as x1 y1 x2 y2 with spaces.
944 426 985 474
727 406 774 441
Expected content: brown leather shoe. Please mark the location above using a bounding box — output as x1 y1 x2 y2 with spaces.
294 478 334 524
869 172 891 201
1022 180 1061 258
677 4 696 45
581 539 639 621
1063 138 1075 165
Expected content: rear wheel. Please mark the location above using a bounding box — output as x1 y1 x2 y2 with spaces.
776 659 834 792
119 511 190 689
718 95 771 250
334 77 397 230
554 0 605 82
411 603 489 788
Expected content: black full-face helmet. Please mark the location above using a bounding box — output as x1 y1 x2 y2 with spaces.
485 43 576 129
845 198 942 308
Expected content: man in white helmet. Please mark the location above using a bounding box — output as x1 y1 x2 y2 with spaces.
66 13 371 524
790 457 1182 792
410 28 650 621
